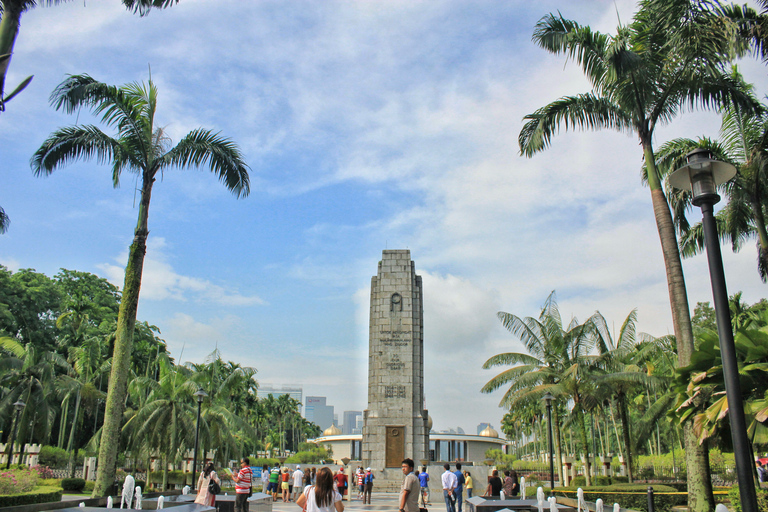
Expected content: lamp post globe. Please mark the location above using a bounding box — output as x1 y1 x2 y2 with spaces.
670 149 757 512
192 388 208 485
5 400 25 469
541 393 555 494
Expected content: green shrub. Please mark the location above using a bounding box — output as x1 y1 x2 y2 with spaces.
37 446 69 468
0 486 62 507
571 476 586 487
0 468 39 494
555 484 682 512
250 458 279 468
611 476 628 484
592 476 611 486
84 481 95 493
727 486 768 512
61 478 86 492
147 470 193 486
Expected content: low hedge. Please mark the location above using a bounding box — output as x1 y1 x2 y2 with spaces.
555 484 682 512
61 478 86 492
726 486 768 512
0 486 63 507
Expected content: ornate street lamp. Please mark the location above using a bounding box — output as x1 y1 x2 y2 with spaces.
541 393 555 494
5 400 25 469
669 148 757 512
192 388 208 486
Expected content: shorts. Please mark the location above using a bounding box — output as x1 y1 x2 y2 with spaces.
282 482 289 490
267 482 278 492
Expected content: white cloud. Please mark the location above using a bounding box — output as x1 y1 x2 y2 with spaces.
97 237 266 306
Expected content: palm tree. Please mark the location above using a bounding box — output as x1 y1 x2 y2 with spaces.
56 333 109 477
653 72 768 282
0 0 179 112
0 206 8 233
31 74 250 497
516 4 755 508
482 291 600 485
123 357 198 491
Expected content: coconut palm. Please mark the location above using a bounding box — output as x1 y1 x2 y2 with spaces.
516 4 755 508
123 356 199 491
0 206 8 233
482 291 601 485
31 74 250 497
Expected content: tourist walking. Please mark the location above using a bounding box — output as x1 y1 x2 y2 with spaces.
419 466 430 505
233 457 253 512
261 465 269 494
268 466 280 501
453 463 465 512
292 466 304 502
296 466 344 512
362 468 374 504
441 463 457 512
282 467 291 502
464 471 473 498
333 467 348 500
194 462 220 507
483 470 502 497
400 459 420 512
356 467 365 500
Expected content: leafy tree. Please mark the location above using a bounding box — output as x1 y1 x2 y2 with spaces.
516 3 756 508
31 74 250 497
0 206 8 233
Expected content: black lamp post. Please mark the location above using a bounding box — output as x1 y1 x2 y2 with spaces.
542 393 555 494
5 400 25 469
669 148 758 512
192 388 208 486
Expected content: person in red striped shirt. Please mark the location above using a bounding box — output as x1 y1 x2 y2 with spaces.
233 457 253 512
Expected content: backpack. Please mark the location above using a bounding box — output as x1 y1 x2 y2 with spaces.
364 472 374 484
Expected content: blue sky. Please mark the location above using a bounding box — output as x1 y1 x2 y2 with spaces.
2 0 767 434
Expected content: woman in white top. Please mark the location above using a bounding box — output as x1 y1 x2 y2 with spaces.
296 467 344 512
195 462 221 506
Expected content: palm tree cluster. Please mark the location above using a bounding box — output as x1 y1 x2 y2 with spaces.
483 292 768 493
0 265 321 490
518 1 768 510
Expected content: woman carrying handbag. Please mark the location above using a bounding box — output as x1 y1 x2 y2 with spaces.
195 462 221 507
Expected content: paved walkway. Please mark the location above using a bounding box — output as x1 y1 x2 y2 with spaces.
271 492 406 512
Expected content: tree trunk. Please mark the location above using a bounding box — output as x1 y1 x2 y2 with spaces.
67 391 82 478
553 408 563 486
0 1 22 100
92 176 154 498
643 143 712 512
577 409 592 486
617 394 634 483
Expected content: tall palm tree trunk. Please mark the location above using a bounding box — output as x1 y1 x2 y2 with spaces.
577 409 592 486
66 392 82 478
553 408 563 486
617 394 634 483
644 143 713 512
93 177 153 497
0 1 22 99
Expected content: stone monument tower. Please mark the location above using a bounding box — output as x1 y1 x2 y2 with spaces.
362 250 429 469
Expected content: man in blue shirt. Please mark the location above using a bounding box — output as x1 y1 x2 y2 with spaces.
418 466 430 505
453 463 465 512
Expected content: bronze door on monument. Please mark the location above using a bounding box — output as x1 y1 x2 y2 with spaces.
385 426 405 467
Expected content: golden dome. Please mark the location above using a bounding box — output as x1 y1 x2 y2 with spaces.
323 424 342 436
479 425 499 438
